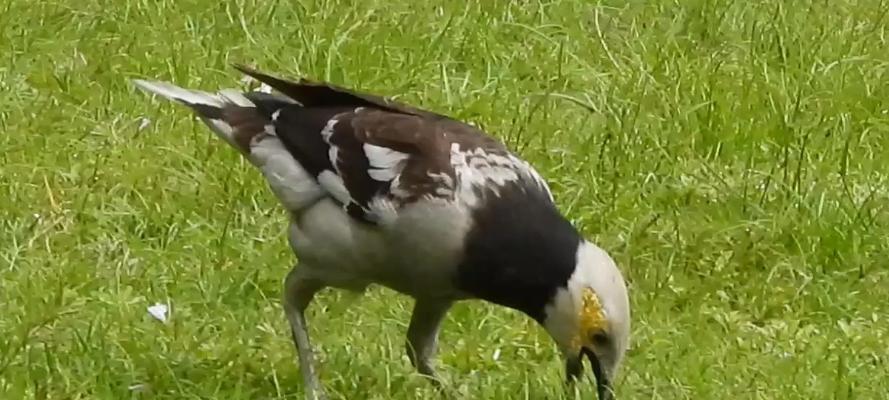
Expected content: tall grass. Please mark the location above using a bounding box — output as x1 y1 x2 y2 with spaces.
1 0 887 398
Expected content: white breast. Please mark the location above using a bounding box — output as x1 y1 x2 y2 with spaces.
288 197 472 298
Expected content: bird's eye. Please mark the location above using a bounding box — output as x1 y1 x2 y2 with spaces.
591 331 609 346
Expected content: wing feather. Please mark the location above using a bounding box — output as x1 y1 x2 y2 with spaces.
232 66 552 226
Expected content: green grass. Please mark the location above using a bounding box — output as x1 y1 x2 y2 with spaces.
2 0 888 398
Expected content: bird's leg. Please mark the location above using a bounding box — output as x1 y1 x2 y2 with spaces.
283 266 326 400
406 299 453 383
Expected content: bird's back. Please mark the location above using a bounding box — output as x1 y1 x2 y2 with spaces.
134 66 559 297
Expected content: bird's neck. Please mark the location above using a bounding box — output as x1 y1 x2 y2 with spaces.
455 192 581 322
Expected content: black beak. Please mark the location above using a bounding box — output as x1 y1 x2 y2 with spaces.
567 348 613 400
585 347 613 400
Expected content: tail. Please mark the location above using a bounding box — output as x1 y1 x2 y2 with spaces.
132 78 325 210
132 79 289 156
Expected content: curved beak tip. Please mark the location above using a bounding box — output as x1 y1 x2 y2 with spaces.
582 348 613 400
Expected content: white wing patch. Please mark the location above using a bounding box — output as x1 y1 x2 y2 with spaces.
321 119 338 141
428 172 456 197
514 157 553 201
317 116 361 209
450 143 553 207
364 143 410 182
320 118 342 167
328 146 340 165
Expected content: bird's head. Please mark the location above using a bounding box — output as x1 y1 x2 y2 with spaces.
542 241 630 400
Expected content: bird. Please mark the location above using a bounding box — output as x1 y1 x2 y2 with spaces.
132 65 631 400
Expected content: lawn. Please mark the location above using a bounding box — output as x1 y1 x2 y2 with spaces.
1 0 888 399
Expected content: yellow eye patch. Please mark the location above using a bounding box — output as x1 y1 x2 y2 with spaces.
570 288 607 350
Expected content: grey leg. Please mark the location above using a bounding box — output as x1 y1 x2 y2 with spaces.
406 299 453 380
283 266 326 400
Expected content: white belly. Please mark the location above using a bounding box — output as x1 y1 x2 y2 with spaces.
288 198 472 298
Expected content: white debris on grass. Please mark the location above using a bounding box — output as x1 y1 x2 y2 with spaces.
137 117 151 131
128 383 147 392
147 303 169 323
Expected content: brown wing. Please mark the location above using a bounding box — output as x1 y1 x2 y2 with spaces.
272 105 475 224
235 65 549 225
